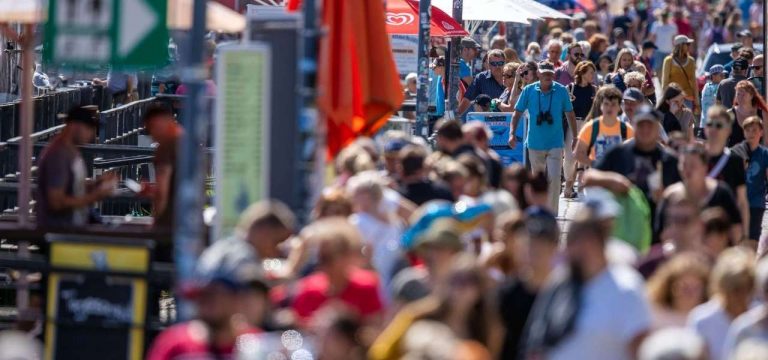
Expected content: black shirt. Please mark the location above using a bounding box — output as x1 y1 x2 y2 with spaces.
612 15 633 37
727 109 763 148
661 110 683 135
568 83 597 120
498 279 538 360
708 150 746 195
399 180 455 206
595 141 681 207
655 182 743 236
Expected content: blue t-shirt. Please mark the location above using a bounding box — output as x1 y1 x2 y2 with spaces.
459 58 472 80
733 142 768 209
515 81 573 150
429 70 445 116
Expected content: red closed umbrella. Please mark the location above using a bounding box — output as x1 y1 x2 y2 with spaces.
386 0 467 37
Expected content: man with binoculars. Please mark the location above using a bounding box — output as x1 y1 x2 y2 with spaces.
509 61 578 213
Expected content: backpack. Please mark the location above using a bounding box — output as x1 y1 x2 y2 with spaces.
612 186 652 254
587 119 628 157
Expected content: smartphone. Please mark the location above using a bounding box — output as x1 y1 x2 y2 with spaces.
124 178 142 193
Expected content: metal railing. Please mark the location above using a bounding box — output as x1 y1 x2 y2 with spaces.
0 86 95 142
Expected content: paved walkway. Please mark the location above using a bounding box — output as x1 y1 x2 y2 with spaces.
557 194 584 242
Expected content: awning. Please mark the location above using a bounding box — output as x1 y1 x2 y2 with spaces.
168 0 247 33
386 0 468 37
0 0 43 24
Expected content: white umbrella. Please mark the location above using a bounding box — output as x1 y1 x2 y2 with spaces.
517 0 571 20
168 0 246 33
433 0 532 24
433 0 570 24
0 0 43 24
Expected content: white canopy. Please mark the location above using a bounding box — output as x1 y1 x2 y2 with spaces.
0 0 43 24
433 0 532 24
168 0 247 33
433 0 570 24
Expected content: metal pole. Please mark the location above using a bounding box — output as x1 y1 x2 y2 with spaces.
302 0 319 224
16 23 34 313
447 0 463 113
173 0 207 321
415 0 431 137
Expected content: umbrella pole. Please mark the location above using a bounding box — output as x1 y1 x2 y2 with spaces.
447 0 463 113
16 23 34 314
173 0 207 321
415 0 431 137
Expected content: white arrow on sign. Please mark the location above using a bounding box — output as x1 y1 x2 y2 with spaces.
119 0 158 57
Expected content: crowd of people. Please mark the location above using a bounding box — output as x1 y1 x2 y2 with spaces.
141 1 768 359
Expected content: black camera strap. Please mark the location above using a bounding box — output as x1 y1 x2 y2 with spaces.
537 87 554 122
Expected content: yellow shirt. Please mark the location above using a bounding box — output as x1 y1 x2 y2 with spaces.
661 55 699 107
578 117 635 161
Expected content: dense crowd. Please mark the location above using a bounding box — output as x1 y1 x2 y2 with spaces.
141 1 768 360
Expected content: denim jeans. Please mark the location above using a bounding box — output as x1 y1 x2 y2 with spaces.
528 148 564 214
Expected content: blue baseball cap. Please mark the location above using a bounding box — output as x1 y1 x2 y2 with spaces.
708 64 726 76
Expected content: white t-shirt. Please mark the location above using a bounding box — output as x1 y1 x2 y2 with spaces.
721 305 768 359
548 265 652 360
688 299 732 360
349 213 403 303
650 22 679 53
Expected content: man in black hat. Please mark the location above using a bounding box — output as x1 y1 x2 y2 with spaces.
724 43 744 75
35 105 116 228
717 57 751 109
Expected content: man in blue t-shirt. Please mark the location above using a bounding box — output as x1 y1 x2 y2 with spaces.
730 117 768 243
459 37 480 86
509 61 577 213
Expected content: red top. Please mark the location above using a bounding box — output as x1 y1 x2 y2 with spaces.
291 268 383 322
674 18 693 38
146 321 261 360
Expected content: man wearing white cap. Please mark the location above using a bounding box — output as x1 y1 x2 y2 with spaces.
661 35 699 118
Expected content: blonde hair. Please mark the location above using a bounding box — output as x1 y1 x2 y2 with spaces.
647 253 711 308
346 171 384 203
710 247 756 297
301 217 363 257
336 145 375 175
623 71 646 87
613 48 635 71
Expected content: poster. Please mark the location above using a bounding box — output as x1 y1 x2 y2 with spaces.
466 112 526 166
214 45 271 239
390 34 419 78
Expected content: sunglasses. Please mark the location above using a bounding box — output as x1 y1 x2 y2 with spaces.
706 121 727 129
490 61 505 67
751 66 763 70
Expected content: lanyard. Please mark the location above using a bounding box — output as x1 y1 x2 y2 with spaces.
708 148 731 179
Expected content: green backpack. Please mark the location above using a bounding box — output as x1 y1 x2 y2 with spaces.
612 186 652 254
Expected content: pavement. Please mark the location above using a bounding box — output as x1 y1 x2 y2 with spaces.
557 193 584 242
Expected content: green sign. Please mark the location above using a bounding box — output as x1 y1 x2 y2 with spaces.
214 44 272 239
44 0 168 67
